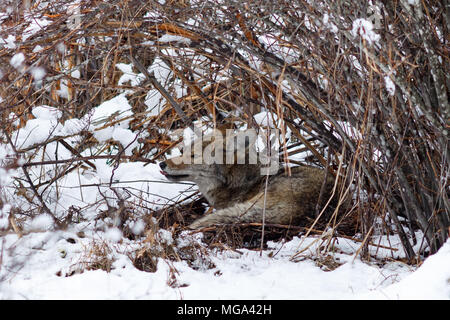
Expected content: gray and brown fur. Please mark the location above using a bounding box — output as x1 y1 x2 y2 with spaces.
159 131 338 229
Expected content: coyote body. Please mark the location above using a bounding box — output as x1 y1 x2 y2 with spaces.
159 131 336 229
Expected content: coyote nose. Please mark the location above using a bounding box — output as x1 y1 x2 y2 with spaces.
159 162 167 170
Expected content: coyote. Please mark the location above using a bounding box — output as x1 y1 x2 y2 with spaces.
159 130 338 229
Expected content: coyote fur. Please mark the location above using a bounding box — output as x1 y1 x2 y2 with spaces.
159 130 338 229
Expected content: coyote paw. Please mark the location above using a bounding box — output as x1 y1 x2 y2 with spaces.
187 219 211 230
188 214 228 229
188 206 254 229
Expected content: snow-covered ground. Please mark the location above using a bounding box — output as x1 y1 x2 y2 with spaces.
1 220 449 299
0 99 449 300
1 12 449 300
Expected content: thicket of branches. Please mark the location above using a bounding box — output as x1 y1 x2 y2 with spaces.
0 0 448 261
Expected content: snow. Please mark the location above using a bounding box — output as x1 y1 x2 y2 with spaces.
86 93 141 155
363 239 450 299
258 34 299 64
130 219 146 235
3 95 448 300
145 89 164 116
112 127 138 153
1 134 449 300
114 59 173 117
105 228 123 242
1 37 448 301
30 66 46 81
32 105 62 120
13 118 61 149
59 118 86 136
11 105 67 149
90 94 133 126
0 34 16 49
1 227 449 299
56 42 66 54
384 75 396 96
352 18 380 45
158 34 191 45
149 57 172 84
0 132 448 300
116 63 145 87
10 52 25 69
32 45 43 53
322 14 338 33
22 17 51 41
27 214 54 232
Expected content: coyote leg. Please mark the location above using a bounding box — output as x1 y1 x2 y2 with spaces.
188 203 263 229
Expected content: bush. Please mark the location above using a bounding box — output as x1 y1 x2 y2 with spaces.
0 0 448 261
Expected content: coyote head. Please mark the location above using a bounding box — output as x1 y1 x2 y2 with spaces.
159 129 277 208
